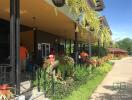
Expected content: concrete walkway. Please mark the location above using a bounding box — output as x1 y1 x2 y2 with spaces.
90 57 132 100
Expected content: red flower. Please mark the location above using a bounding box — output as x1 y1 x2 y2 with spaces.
80 52 88 58
0 84 12 99
0 84 11 90
48 54 55 65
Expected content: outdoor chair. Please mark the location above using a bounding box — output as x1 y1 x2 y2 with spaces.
0 64 12 84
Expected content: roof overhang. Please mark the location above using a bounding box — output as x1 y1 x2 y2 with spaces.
0 0 96 42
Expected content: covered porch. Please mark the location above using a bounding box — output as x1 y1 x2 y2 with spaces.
0 0 97 96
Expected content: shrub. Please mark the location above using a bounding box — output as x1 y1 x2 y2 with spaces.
58 56 75 79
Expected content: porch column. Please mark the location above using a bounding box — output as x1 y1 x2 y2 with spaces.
98 38 100 58
69 40 72 55
88 41 92 58
80 42 82 52
15 0 20 95
83 44 85 51
10 0 15 85
33 27 37 59
74 26 78 65
64 39 67 54
88 34 92 58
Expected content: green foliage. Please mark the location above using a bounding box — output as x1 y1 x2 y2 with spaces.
63 62 112 100
116 38 132 55
65 0 100 34
59 56 75 79
34 61 113 100
73 65 93 81
52 62 112 100
100 26 111 47
91 45 108 57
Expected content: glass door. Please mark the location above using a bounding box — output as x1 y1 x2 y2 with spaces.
41 43 50 58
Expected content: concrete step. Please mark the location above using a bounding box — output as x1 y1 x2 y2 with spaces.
24 87 50 100
20 80 31 94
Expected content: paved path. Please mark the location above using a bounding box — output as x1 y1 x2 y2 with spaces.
90 57 132 100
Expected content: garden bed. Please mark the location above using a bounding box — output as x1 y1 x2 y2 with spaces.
34 61 113 100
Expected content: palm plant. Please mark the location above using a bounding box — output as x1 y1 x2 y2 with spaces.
100 26 111 47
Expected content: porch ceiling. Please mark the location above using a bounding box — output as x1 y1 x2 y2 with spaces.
0 0 96 43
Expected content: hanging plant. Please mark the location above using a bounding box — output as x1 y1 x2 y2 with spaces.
65 0 101 34
89 27 95 31
100 26 111 46
52 0 65 7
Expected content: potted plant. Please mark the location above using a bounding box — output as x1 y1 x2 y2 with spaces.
52 0 65 7
0 84 13 100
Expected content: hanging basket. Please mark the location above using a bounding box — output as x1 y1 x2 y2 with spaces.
89 27 95 31
52 0 65 7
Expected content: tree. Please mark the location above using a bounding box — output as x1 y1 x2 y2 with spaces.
116 38 132 55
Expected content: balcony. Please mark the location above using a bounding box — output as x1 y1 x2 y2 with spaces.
87 0 105 11
99 16 112 35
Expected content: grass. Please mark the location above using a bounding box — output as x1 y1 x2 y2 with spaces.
63 62 112 100
63 74 106 100
34 62 113 100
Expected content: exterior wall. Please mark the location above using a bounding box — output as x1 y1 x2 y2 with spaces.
20 30 62 52
20 30 34 52
36 31 61 46
20 30 68 54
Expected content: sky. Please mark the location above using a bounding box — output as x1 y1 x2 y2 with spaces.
102 0 132 41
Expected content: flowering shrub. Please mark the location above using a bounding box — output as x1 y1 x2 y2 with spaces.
60 56 74 66
96 54 113 66
80 52 88 58
0 84 13 100
42 54 59 81
86 59 97 67
43 59 51 69
80 52 89 62
84 54 113 67
59 56 75 79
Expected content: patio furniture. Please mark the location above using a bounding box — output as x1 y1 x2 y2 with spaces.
0 64 12 84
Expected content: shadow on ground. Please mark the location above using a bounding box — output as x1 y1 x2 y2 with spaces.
89 81 132 100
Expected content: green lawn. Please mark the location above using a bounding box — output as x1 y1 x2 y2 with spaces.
63 73 105 100
35 62 112 100
63 62 112 100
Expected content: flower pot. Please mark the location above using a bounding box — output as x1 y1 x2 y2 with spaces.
52 0 65 7
89 27 95 31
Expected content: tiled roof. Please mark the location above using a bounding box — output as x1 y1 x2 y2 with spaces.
108 48 128 53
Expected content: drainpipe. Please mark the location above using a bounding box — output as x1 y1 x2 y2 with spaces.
10 0 15 86
15 0 20 95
